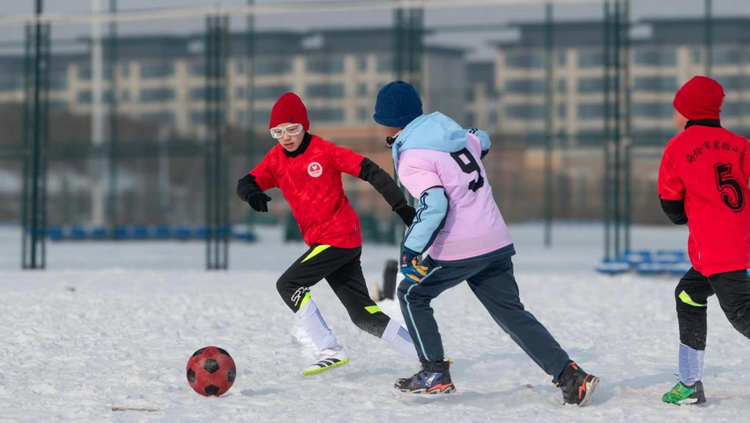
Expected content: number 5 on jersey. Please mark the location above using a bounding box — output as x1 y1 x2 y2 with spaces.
714 162 745 212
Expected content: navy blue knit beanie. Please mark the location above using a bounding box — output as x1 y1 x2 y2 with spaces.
373 81 423 128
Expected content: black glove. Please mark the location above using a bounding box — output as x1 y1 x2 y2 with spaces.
396 205 417 226
247 192 272 212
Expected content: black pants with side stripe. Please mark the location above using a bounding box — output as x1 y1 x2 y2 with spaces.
276 244 391 338
397 253 571 381
676 268 750 350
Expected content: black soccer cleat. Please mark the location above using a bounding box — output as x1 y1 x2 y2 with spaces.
555 362 600 407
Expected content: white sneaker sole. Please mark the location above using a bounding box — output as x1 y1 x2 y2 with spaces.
578 376 600 407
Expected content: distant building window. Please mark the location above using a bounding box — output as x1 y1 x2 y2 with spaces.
0 77 21 92
191 111 224 124
357 107 369 121
74 90 112 103
715 75 750 90
634 76 677 92
306 57 344 74
578 77 605 94
722 101 746 117
256 58 292 75
465 112 475 127
306 83 345 99
189 61 206 77
506 51 543 69
308 108 345 122
121 90 130 102
526 131 546 147
578 103 604 119
140 88 176 103
506 104 544 120
357 83 368 96
77 90 92 103
558 79 567 93
78 65 91 80
712 47 742 65
505 78 544 94
236 86 246 99
139 112 175 124
48 100 68 110
255 84 291 100
633 48 677 66
189 87 225 101
577 130 605 146
77 64 114 80
558 50 567 66
692 47 703 64
358 56 368 71
631 129 674 147
558 103 567 118
50 74 68 90
633 102 673 118
140 62 174 79
254 110 271 125
120 63 130 78
377 56 392 73
488 111 499 125
578 49 604 68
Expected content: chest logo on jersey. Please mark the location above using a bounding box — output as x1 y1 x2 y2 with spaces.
307 162 323 178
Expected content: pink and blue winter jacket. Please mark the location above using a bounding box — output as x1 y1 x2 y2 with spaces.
394 112 514 262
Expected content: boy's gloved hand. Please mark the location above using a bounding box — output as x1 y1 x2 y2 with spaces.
400 247 429 283
247 192 272 212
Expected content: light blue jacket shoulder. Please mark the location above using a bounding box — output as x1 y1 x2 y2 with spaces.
392 112 491 169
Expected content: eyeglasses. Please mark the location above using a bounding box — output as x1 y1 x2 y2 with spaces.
270 124 303 139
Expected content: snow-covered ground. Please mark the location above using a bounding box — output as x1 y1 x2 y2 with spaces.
1 223 749 422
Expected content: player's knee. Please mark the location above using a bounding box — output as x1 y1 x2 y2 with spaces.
674 285 684 304
725 303 750 337
276 276 289 296
276 275 301 300
397 280 413 302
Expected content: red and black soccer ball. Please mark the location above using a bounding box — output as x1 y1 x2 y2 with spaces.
186 346 236 397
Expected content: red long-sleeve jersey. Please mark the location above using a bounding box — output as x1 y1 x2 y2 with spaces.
658 122 750 276
250 134 365 248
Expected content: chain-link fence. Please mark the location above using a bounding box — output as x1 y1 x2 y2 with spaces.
0 0 746 268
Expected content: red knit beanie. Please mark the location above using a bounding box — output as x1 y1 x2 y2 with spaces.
673 76 725 121
269 92 310 131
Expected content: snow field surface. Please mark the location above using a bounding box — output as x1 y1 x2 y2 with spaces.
1 224 749 422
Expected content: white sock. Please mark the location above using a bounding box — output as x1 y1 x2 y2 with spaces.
381 319 418 359
679 343 705 386
295 298 340 352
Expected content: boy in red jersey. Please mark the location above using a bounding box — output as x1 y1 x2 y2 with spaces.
237 93 418 375
658 76 750 405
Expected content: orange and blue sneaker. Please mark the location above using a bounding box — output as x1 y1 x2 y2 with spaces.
555 362 600 407
395 360 455 394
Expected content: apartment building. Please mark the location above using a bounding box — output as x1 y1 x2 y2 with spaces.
491 17 750 148
0 28 466 137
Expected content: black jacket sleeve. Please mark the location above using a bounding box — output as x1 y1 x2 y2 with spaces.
358 158 415 225
236 174 262 202
660 197 688 225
